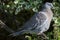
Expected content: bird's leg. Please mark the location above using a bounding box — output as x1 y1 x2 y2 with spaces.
0 20 15 33
37 33 49 40
42 33 49 39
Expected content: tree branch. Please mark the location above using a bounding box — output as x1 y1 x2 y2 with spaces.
0 20 15 33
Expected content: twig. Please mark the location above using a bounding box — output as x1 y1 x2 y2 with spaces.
0 20 15 33
37 33 49 40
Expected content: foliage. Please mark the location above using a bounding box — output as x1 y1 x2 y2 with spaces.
53 0 60 40
0 0 60 40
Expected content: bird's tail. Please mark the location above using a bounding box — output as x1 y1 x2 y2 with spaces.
9 30 33 37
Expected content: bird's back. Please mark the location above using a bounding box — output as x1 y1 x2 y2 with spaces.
18 12 47 31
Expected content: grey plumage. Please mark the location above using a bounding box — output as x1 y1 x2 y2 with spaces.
9 2 53 37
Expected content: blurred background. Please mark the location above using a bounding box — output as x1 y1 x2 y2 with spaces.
0 0 60 40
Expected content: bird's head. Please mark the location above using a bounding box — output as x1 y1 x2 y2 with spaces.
44 2 53 9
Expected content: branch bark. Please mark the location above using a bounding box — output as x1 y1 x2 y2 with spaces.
0 20 15 33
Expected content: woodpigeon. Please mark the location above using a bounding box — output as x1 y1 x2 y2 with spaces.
9 2 53 37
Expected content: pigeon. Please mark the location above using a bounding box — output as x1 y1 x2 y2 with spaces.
9 2 53 37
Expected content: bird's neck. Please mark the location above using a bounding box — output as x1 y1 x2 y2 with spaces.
41 6 53 17
41 7 51 12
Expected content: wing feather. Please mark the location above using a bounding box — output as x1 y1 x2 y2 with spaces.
18 12 47 31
